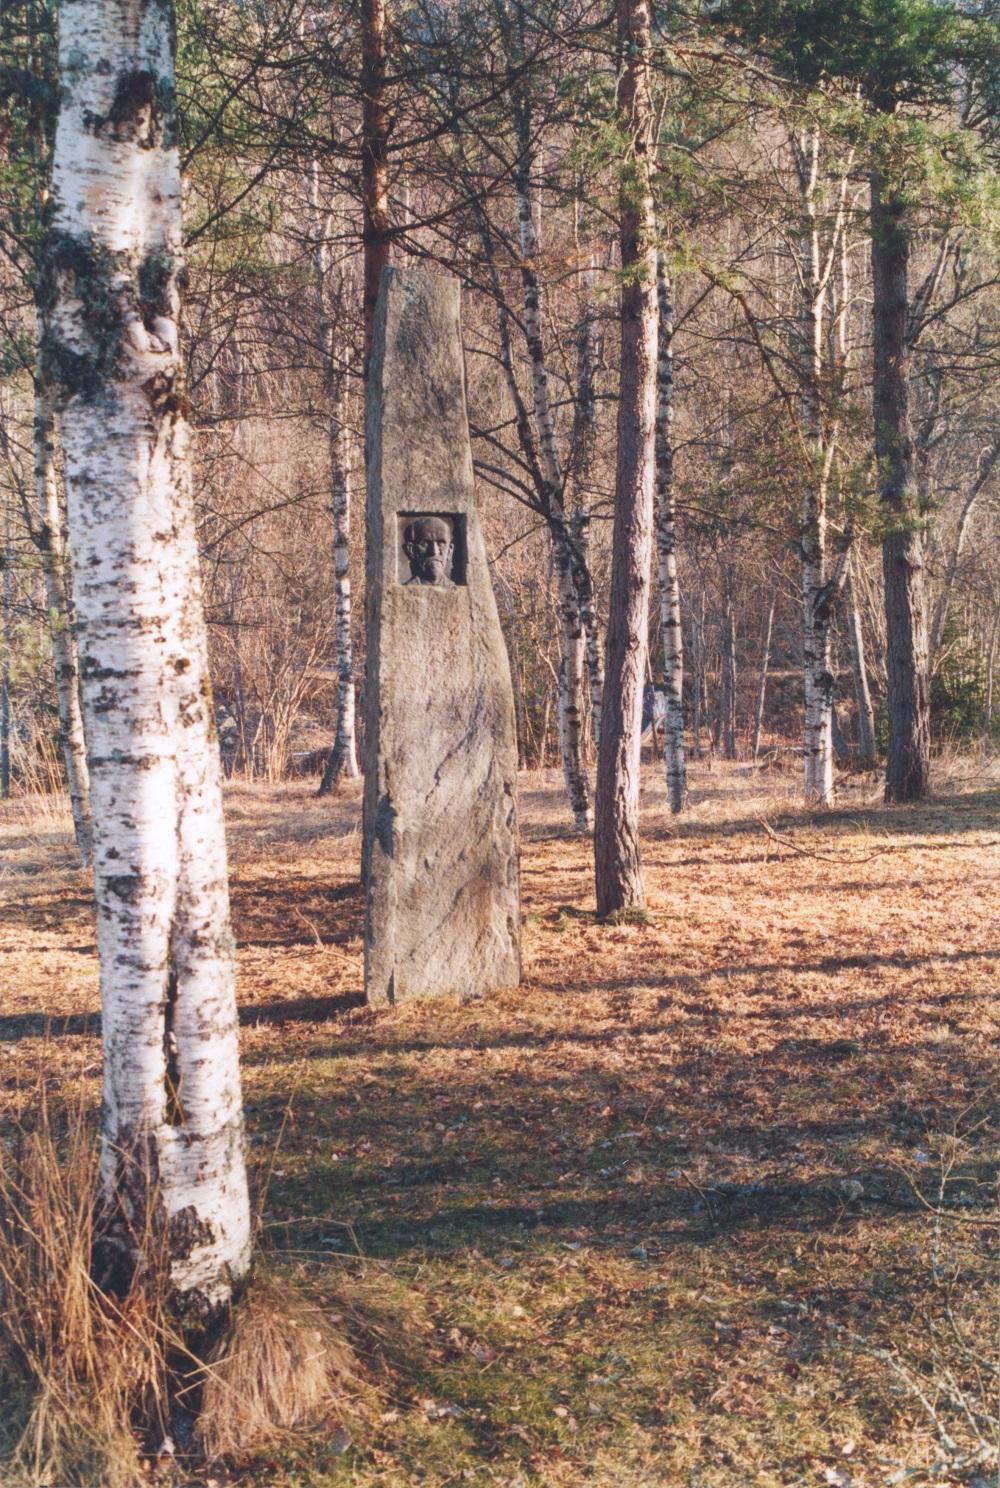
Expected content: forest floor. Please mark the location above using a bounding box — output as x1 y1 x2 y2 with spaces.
1 755 998 1488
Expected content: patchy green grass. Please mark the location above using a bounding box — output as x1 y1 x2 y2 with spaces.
1 759 999 1485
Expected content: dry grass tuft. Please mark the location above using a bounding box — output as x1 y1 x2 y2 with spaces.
197 1273 365 1462
0 1099 173 1488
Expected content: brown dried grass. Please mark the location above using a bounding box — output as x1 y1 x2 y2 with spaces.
0 1099 173 1488
196 1274 367 1462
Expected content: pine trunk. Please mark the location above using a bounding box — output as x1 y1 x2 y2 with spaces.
871 168 930 802
654 253 686 814
595 0 657 917
33 367 93 861
45 0 250 1311
361 0 391 371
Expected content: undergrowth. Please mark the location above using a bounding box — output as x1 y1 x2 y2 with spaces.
0 1096 373 1487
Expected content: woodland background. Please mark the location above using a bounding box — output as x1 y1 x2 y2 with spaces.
1 0 999 812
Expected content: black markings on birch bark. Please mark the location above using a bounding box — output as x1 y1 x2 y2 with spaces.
308 160 360 796
654 252 686 814
751 592 776 762
719 570 737 761
845 563 877 769
31 363 92 863
514 126 592 832
48 0 250 1311
466 121 595 832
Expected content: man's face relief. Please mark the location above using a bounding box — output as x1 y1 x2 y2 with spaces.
405 517 454 585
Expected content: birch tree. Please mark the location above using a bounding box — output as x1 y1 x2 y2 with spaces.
654 251 686 812
44 0 250 1308
0 1 92 858
791 125 853 805
309 165 360 795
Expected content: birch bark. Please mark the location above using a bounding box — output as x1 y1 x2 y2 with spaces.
654 252 686 813
308 166 360 795
795 129 834 805
571 198 605 748
44 0 250 1310
33 363 92 861
752 591 776 762
594 0 657 916
720 572 737 760
514 146 591 831
467 145 595 830
845 561 877 768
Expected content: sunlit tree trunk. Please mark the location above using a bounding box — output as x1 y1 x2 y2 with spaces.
595 0 657 916
654 252 685 813
720 571 737 760
571 200 604 748
317 361 360 794
309 165 359 796
845 560 877 769
690 588 705 759
33 364 92 861
752 591 776 762
796 128 834 805
871 165 930 802
361 0 391 372
515 136 591 831
45 0 250 1310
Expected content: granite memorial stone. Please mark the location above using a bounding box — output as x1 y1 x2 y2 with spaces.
363 268 521 1004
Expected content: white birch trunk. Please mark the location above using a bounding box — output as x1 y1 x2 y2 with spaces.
516 153 591 831
45 0 250 1310
720 578 737 761
571 202 604 750
318 368 360 791
796 129 834 806
309 166 359 796
845 561 877 768
654 252 686 813
690 590 705 759
33 363 93 862
752 591 776 761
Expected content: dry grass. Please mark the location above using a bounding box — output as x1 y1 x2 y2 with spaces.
0 1100 173 1488
197 1275 368 1462
1 754 999 1486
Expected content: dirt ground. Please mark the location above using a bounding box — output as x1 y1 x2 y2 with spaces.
1 757 998 1487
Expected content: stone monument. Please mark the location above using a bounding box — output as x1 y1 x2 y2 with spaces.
363 268 521 1005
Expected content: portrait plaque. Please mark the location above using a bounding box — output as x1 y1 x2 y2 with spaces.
396 512 468 588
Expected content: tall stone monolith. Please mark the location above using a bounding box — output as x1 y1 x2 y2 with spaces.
363 268 521 1005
